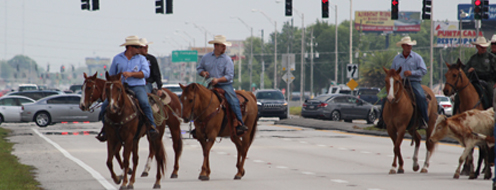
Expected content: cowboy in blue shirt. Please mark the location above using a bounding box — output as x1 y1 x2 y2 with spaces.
379 36 429 128
196 35 248 136
95 35 159 142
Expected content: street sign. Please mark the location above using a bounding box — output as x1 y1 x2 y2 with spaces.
171 50 198 63
281 53 296 71
347 78 358 91
346 64 359 78
282 72 295 83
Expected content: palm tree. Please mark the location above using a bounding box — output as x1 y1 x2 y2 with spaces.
358 50 398 87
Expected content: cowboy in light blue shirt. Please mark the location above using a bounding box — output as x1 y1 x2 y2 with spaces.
96 35 159 142
195 35 248 136
379 36 429 129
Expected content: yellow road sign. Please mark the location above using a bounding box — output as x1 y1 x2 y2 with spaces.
347 78 358 91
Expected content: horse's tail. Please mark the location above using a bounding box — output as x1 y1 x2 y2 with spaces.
151 138 166 175
248 92 258 146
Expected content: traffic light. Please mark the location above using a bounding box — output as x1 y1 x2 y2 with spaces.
155 0 164 14
285 0 292 16
61 65 65 73
166 0 173 14
391 0 399 20
483 0 490 19
422 0 432 20
474 0 483 20
81 0 90 10
92 0 99 11
322 0 329 18
103 65 107 71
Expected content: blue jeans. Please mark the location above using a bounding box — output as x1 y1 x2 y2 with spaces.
100 85 156 127
145 83 153 93
380 81 428 122
217 83 244 125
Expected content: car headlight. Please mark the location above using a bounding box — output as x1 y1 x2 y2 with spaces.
283 102 288 106
257 102 262 106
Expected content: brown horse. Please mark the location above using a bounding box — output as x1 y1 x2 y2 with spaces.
179 83 258 180
443 60 483 113
382 67 437 174
103 72 166 189
80 72 183 179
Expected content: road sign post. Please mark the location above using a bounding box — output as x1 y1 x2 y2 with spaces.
282 53 296 119
346 64 359 79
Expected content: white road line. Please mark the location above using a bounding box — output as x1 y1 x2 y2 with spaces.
276 166 288 169
317 144 326 147
331 179 349 183
32 128 116 190
301 171 315 175
360 151 371 154
338 147 347 150
253 160 265 163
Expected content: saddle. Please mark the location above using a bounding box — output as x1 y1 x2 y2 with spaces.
404 85 432 130
211 88 249 136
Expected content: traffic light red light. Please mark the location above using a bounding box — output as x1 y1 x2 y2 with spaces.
322 0 329 18
391 0 399 20
474 0 483 20
285 0 292 16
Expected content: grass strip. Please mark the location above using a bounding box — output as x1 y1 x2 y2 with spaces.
0 127 42 190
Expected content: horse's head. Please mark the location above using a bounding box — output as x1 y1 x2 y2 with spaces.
104 72 125 114
179 83 201 123
443 59 467 96
80 72 103 111
383 67 403 103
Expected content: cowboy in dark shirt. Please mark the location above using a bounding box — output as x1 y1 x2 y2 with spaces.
139 38 163 93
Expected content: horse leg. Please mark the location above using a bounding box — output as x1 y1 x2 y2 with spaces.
127 140 140 189
231 134 246 179
167 116 183 178
107 140 123 184
410 130 421 172
119 140 133 189
387 127 398 174
421 117 436 173
395 129 406 174
472 145 485 179
140 141 155 177
198 137 215 181
454 147 474 179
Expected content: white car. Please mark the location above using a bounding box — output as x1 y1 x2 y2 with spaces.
162 84 182 98
0 95 35 125
435 95 453 116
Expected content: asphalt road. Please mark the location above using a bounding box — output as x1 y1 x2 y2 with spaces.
2 118 492 190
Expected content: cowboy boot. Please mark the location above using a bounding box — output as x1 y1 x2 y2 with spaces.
147 124 160 140
95 126 107 142
235 121 248 136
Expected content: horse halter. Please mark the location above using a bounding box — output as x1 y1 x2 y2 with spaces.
444 70 469 93
387 77 404 104
186 84 214 122
82 79 102 112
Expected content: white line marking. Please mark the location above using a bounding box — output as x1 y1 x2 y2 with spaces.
32 128 116 190
216 151 227 155
317 144 326 147
301 171 315 175
276 166 288 169
331 179 349 183
338 147 347 150
253 160 265 163
360 151 371 154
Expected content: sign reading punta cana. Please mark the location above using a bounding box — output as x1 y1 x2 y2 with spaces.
354 11 421 32
434 21 483 47
172 50 198 63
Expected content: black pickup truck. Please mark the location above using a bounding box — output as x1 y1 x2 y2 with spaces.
356 87 381 105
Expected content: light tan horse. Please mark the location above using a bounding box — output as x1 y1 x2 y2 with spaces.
179 83 258 180
382 67 437 174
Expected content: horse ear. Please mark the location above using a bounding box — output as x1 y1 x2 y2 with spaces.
382 67 389 74
93 72 98 78
397 67 402 74
116 72 122 80
456 58 465 69
83 72 88 79
105 71 110 80
445 62 451 68
179 83 186 90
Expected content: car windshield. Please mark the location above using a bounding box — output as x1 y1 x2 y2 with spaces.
256 91 284 100
436 96 450 102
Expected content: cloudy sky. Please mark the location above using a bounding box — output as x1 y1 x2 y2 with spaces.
0 0 471 70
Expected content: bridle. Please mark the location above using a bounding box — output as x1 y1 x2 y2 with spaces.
186 84 215 122
105 81 124 115
82 79 103 112
444 69 470 94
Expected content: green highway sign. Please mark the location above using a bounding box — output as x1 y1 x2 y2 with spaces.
171 50 198 62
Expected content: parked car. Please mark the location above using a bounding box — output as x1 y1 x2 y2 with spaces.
69 84 83 93
436 95 453 116
255 89 288 119
18 84 38 91
5 90 65 101
21 94 101 127
327 84 356 95
357 87 381 104
0 95 35 125
162 84 182 98
301 94 379 124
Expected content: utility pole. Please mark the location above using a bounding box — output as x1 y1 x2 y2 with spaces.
429 5 434 88
334 4 338 85
349 0 353 67
300 14 305 106
310 28 314 96
261 29 265 89
274 22 278 89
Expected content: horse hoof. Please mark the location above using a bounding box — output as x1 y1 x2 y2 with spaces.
170 173 178 178
153 184 161 189
141 172 148 177
119 186 127 190
128 168 133 175
198 175 210 181
469 173 478 180
453 174 460 179
234 175 242 180
114 175 124 184
127 185 134 189
420 168 428 173
413 165 419 172
389 169 396 174
397 169 404 174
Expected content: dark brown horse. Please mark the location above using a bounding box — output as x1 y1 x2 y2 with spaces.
103 72 166 189
179 83 258 180
443 60 483 113
80 72 183 179
382 67 437 174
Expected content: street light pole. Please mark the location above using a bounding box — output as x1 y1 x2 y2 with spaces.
333 4 338 85
231 17 254 91
349 0 353 67
252 9 278 89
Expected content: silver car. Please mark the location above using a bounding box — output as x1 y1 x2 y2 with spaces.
0 95 35 125
21 94 101 127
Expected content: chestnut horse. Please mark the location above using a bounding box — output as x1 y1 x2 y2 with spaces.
179 83 258 180
80 72 183 179
443 60 483 113
103 72 166 189
382 67 437 174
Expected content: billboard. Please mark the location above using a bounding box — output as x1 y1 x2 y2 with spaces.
458 4 496 21
354 11 421 32
434 21 483 47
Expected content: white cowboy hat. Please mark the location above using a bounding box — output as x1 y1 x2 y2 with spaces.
471 36 490 47
490 34 496 43
396 36 417 47
208 35 232 47
139 38 154 46
120 35 145 46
